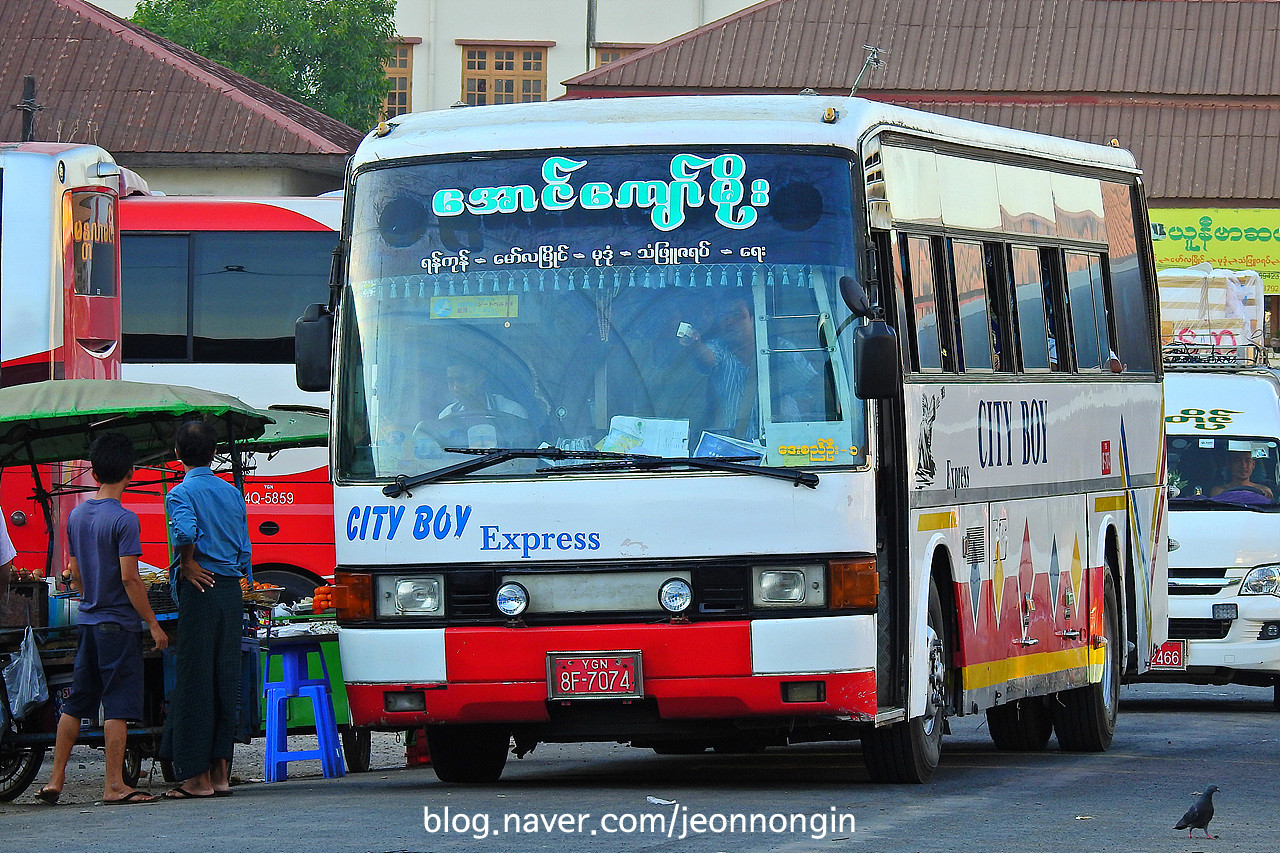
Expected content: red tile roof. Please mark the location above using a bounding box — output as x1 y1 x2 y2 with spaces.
0 0 362 157
563 0 1280 203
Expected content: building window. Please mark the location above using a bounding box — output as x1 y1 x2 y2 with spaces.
383 42 414 119
595 46 645 67
460 43 548 105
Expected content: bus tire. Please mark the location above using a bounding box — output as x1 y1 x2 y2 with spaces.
986 698 1053 750
0 747 45 802
1052 570 1120 751
342 726 373 773
862 579 946 783
425 725 510 783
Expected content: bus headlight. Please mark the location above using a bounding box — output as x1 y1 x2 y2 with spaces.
375 575 443 617
496 582 529 616
1242 565 1280 596
752 564 825 607
658 578 693 613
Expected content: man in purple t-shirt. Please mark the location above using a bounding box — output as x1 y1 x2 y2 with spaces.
36 432 168 806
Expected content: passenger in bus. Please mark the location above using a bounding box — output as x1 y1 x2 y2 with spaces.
1210 450 1274 502
680 298 818 440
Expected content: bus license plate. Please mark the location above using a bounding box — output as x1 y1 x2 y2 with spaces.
548 652 642 699
1150 639 1187 670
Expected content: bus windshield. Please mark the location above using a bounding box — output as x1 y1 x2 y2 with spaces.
338 149 866 481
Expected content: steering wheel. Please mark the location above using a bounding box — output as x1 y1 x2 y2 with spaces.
431 410 536 450
1213 485 1272 504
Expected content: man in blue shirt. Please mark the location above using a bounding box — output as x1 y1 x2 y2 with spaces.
37 432 168 805
158 419 251 799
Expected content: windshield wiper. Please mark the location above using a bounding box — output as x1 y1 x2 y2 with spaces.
383 448 819 496
384 447 674 496
1171 496 1276 511
536 455 819 489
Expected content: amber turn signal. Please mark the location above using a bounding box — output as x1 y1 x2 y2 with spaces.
829 558 878 610
331 571 373 620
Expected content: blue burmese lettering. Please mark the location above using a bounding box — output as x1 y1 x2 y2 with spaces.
479 525 602 558
430 154 768 233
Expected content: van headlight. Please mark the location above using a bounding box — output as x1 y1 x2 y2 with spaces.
376 575 444 616
1241 565 1280 596
752 564 825 607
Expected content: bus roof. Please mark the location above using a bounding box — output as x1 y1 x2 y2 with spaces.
354 95 1140 175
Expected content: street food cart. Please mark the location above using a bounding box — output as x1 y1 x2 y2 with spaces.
0 379 277 800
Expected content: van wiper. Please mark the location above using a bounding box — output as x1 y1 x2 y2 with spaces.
536 455 819 489
383 447 664 496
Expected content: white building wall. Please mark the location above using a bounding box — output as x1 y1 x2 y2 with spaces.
95 1 756 113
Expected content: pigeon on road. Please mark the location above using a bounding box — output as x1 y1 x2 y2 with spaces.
1174 785 1219 839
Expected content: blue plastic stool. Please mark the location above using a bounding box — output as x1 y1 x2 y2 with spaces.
262 639 345 782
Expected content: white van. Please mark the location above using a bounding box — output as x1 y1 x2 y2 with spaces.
1151 365 1280 706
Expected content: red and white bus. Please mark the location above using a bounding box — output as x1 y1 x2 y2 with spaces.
118 195 340 597
300 95 1169 783
0 142 130 571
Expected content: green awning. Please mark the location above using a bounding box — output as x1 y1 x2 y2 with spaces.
241 406 329 453
0 379 271 467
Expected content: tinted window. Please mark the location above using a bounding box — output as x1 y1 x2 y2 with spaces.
951 240 992 371
1065 251 1107 370
1102 181 1155 373
1011 247 1050 370
121 234 188 360
903 235 943 371
192 232 335 363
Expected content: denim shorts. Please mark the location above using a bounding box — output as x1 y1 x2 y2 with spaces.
63 622 144 722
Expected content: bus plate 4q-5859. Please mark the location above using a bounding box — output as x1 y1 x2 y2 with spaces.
1149 639 1187 670
548 652 643 699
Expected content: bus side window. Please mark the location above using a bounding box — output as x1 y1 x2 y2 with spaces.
900 234 947 373
1064 251 1107 370
1010 245 1051 371
949 238 993 372
1041 249 1070 372
983 242 1014 373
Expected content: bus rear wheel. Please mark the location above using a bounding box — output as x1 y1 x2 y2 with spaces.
986 698 1053 750
862 579 947 783
425 725 510 783
1052 571 1120 751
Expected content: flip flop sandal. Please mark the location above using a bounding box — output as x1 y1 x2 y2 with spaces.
35 787 61 805
164 786 214 800
103 791 158 805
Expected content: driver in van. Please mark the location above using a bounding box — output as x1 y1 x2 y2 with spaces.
1210 450 1274 501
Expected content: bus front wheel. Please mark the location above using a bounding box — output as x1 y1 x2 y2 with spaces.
862 579 946 783
1051 570 1120 751
425 725 510 783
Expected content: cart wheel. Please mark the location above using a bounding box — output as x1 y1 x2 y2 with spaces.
159 759 176 784
121 746 143 789
0 747 46 802
342 727 372 773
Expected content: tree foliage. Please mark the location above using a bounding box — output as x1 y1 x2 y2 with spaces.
133 0 397 130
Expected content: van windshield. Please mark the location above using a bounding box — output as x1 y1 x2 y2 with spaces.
1167 435 1280 508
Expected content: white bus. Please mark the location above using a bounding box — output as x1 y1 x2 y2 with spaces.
298 95 1168 783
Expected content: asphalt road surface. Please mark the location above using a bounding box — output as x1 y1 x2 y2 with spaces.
1 682 1274 853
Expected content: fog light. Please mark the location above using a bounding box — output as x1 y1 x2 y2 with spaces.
1259 621 1280 640
384 690 426 712
658 578 692 613
1213 603 1239 620
781 681 826 703
496 582 529 616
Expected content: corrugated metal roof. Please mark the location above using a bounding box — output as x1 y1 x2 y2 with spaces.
0 0 362 156
563 0 1280 202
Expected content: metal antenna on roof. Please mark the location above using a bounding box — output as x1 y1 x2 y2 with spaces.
851 45 887 96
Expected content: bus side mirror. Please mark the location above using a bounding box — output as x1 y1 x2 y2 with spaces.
853 319 901 400
839 275 874 319
295 303 334 392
